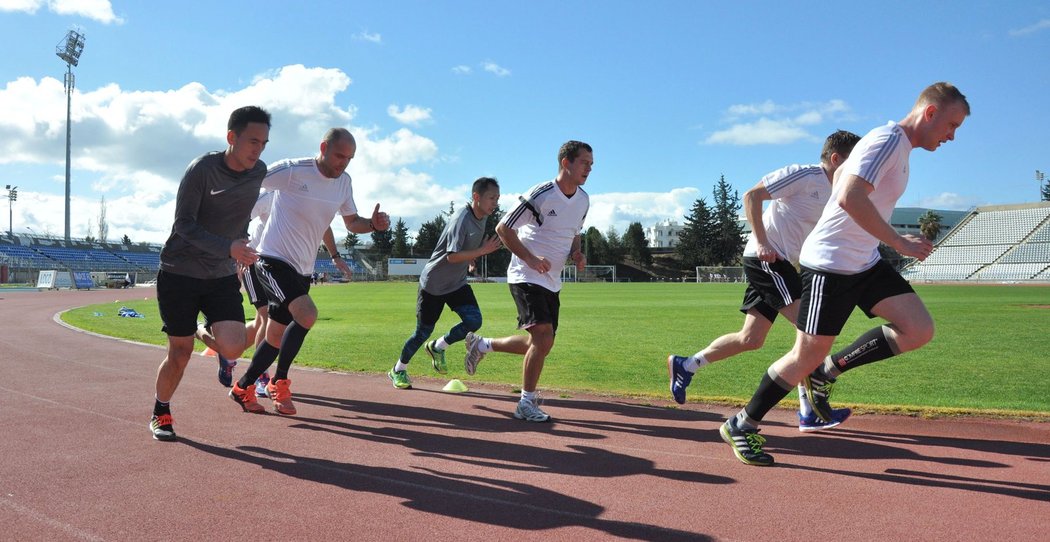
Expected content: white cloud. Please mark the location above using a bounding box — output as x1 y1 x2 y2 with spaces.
481 61 510 77
1 0 124 23
451 65 472 75
705 99 852 146
1009 18 1050 36
914 192 982 211
0 65 443 243
387 104 432 126
353 31 382 43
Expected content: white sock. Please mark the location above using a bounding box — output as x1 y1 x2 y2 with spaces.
479 337 494 353
435 336 450 350
685 352 710 373
798 384 813 416
521 390 536 403
394 360 409 372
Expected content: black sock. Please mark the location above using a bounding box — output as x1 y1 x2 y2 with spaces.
742 368 794 426
153 398 170 417
824 326 898 377
274 321 311 381
237 341 280 389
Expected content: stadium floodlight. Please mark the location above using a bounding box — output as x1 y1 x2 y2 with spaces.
56 28 85 242
5 185 16 238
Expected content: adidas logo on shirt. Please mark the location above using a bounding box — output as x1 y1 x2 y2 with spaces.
547 209 557 217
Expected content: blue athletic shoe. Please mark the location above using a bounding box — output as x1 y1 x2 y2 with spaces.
667 355 694 404
255 371 271 398
217 353 236 388
798 407 852 433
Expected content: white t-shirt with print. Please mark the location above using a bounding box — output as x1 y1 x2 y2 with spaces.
742 164 830 263
501 180 589 292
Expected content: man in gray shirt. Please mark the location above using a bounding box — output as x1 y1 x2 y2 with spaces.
388 177 502 389
149 105 271 442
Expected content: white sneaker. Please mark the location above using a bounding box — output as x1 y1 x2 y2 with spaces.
464 332 486 375
514 399 551 422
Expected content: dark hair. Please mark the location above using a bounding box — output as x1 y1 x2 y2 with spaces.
322 127 355 145
915 82 970 116
227 106 272 135
820 130 861 163
558 140 593 166
472 176 499 196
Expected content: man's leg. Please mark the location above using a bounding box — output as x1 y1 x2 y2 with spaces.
151 335 195 441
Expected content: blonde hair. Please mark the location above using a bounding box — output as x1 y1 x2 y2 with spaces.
914 82 970 115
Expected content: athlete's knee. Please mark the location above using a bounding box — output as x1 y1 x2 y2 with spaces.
897 321 934 353
410 323 435 343
455 305 483 332
736 331 766 351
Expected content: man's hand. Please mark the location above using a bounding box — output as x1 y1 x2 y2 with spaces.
369 203 390 231
755 242 778 263
894 234 934 261
527 255 552 274
230 239 259 266
571 250 586 272
479 235 502 255
334 258 353 280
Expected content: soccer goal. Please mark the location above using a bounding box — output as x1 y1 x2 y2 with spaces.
696 266 744 283
562 265 617 282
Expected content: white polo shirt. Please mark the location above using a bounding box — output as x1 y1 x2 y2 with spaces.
502 180 589 292
742 164 830 263
800 122 912 274
257 157 357 275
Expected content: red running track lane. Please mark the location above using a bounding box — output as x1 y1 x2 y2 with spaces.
0 288 1047 541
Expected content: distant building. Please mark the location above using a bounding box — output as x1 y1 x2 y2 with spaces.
646 219 683 248
737 207 969 241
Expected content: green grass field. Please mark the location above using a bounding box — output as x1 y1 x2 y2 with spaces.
62 282 1050 417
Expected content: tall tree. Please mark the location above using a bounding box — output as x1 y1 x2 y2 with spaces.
583 226 609 265
122 234 132 246
391 218 411 257
605 226 625 264
370 226 393 259
917 210 944 241
710 175 745 265
676 197 714 268
343 232 359 253
622 222 652 266
97 196 109 243
415 213 448 257
1042 174 1050 202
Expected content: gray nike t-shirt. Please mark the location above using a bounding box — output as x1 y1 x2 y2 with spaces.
419 205 487 295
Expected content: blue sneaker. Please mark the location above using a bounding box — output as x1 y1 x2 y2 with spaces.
217 353 236 387
799 407 851 433
255 371 271 398
667 355 694 404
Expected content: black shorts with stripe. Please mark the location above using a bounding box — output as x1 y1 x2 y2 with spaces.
741 257 802 323
796 259 914 336
509 282 560 334
156 270 245 337
253 256 312 325
241 262 270 309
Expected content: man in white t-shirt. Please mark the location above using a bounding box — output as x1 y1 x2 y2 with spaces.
667 130 860 432
464 140 592 422
720 83 970 466
227 127 391 416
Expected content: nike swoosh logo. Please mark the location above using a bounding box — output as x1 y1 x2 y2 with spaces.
210 189 226 195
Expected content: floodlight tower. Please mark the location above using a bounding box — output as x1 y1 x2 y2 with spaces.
56 28 85 242
1038 170 1046 201
5 185 16 238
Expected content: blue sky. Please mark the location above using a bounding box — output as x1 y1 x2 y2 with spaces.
1 0 1048 244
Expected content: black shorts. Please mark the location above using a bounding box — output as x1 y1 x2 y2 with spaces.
254 257 311 326
417 285 479 326
509 282 560 333
156 270 245 337
740 257 802 323
241 262 270 309
797 259 915 336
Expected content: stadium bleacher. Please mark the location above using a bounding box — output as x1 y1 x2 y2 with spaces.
902 202 1050 282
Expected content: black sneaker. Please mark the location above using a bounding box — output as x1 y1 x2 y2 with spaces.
802 372 837 422
149 414 177 442
719 419 773 466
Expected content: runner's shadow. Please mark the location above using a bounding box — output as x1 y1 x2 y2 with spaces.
819 426 1050 461
178 437 712 541
769 432 1009 468
287 415 734 486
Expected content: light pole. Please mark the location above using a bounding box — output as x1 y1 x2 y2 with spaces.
4 185 16 237
56 28 85 242
1038 170 1046 201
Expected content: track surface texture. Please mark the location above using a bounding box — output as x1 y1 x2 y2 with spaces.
1 288 1047 541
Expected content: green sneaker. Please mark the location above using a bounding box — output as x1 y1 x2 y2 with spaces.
388 368 412 389
425 340 448 374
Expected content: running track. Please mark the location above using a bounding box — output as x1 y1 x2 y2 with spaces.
1 288 1047 541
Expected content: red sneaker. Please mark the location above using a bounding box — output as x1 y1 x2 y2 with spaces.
266 378 297 416
229 383 266 413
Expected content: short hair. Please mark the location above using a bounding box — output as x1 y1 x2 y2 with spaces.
322 127 355 145
558 140 593 166
227 106 272 135
472 176 499 196
915 82 970 116
820 130 861 163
